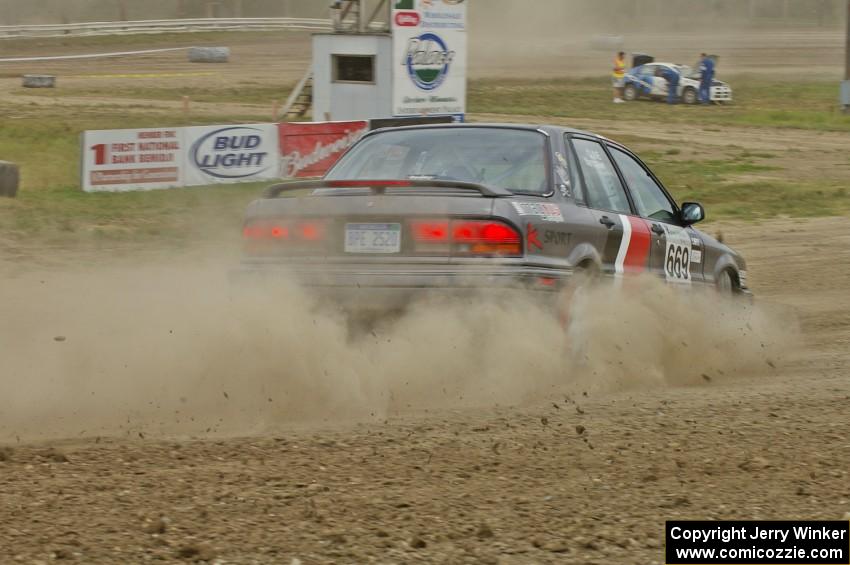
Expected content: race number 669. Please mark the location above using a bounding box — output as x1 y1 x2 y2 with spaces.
666 243 690 280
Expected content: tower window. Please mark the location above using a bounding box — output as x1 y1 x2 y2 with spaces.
332 55 375 84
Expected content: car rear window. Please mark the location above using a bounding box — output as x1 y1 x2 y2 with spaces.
326 127 549 194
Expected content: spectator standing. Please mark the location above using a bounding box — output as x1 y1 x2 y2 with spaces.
612 51 626 103
698 53 715 104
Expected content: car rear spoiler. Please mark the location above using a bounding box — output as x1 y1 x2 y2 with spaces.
263 179 513 198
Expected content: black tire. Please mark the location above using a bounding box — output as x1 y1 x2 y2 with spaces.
623 83 638 101
716 269 736 296
682 87 698 105
558 263 598 322
0 161 19 198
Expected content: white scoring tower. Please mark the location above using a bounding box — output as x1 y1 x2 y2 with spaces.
310 0 466 122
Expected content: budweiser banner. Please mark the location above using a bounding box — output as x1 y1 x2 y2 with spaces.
278 121 368 178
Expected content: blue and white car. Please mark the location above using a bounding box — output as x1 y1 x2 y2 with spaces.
623 59 733 105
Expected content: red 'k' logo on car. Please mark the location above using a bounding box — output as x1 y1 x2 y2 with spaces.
527 225 543 250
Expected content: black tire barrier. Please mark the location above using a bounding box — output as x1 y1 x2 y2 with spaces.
0 161 20 198
22 75 56 88
188 47 230 63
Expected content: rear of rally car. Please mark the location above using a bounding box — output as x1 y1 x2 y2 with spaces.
233 126 572 312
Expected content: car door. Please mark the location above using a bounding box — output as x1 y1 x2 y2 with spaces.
607 145 705 284
526 136 601 266
569 137 652 278
633 64 655 95
645 64 666 97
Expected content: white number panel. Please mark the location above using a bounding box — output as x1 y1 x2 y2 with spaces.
663 225 692 284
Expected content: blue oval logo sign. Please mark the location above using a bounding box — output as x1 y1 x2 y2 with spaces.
191 126 270 179
404 32 454 91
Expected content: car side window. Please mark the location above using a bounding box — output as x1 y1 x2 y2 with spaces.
609 147 678 223
571 139 631 214
564 139 584 205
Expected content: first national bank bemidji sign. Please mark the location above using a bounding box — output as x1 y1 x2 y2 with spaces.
391 0 466 119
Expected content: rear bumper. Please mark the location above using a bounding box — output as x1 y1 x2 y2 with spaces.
230 261 572 311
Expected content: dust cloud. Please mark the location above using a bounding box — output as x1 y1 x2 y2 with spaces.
565 276 798 392
0 257 796 443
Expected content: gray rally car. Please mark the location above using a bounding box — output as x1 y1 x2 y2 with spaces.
237 124 749 310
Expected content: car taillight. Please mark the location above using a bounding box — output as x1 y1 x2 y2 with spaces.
242 219 326 254
411 219 521 257
453 221 519 243
411 220 451 254
411 220 449 242
453 220 521 256
243 225 264 239
270 225 289 239
296 221 325 241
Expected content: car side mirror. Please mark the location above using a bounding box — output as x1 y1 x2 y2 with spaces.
681 202 705 225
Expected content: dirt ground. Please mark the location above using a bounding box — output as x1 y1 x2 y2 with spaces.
0 27 845 93
1 25 850 565
0 215 848 565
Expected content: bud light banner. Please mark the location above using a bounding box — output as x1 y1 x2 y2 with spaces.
392 0 466 118
278 121 368 178
81 127 184 192
183 123 279 186
80 120 372 191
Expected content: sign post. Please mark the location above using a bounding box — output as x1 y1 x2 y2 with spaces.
843 0 850 113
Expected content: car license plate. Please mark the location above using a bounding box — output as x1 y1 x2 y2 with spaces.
344 223 401 254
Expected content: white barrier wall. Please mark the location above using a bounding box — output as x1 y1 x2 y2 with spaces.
81 127 184 192
81 121 362 192
184 124 279 187
82 124 280 192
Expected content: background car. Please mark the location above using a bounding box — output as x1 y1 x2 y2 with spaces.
237 124 749 312
624 55 733 104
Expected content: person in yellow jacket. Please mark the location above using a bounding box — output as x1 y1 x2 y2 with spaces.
612 51 626 103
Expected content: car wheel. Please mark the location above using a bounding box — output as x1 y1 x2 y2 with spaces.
682 87 697 105
623 84 637 101
716 269 736 296
557 263 598 327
